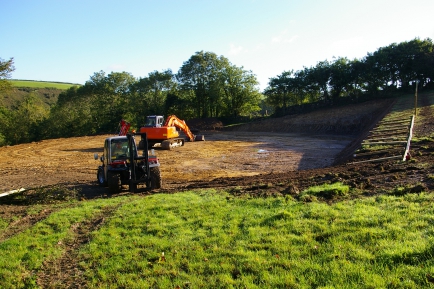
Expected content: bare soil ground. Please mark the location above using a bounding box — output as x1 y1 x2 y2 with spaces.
0 94 433 201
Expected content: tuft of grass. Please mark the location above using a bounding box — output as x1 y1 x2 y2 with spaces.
390 184 427 196
360 144 391 151
300 182 350 200
412 135 434 143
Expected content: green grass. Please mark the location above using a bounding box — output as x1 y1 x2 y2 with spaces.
10 80 80 90
0 195 128 287
299 182 350 201
2 189 434 288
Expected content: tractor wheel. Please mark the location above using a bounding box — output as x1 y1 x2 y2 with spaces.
130 182 137 193
97 167 107 186
138 140 144 150
150 167 162 189
107 171 122 194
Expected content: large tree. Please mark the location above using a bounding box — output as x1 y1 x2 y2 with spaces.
219 64 261 117
83 71 136 133
328 57 354 102
129 69 176 125
177 51 260 118
264 70 295 109
0 57 16 145
177 51 224 118
0 57 15 93
7 93 49 144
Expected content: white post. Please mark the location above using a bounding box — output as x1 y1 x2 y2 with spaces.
414 80 419 116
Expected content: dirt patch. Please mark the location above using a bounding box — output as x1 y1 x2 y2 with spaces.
0 100 386 192
0 95 432 202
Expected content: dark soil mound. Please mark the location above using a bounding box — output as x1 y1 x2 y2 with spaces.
186 117 224 131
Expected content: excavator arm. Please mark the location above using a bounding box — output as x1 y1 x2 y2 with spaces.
118 119 131 136
164 115 196 141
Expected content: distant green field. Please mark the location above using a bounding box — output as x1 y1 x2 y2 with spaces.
10 80 81 90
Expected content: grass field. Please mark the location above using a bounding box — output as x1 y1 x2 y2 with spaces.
10 80 81 90
1 188 434 288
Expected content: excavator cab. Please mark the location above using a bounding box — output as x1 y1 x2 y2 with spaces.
139 114 205 150
145 115 164 128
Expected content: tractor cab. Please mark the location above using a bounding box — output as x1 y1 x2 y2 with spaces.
95 134 162 194
109 137 135 161
145 115 165 128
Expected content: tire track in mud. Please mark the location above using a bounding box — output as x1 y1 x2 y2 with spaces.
0 207 54 243
36 204 120 288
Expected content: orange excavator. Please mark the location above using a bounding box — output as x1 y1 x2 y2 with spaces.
137 115 205 150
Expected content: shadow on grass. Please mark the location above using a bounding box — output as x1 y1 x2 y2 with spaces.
0 182 142 205
376 244 434 266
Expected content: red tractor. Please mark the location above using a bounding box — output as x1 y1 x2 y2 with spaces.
94 133 162 194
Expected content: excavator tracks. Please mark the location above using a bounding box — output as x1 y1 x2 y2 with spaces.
161 138 184 150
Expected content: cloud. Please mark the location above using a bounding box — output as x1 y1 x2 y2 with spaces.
228 44 244 56
106 64 127 72
272 30 298 44
328 37 366 58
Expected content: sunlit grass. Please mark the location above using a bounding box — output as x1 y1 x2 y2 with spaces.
2 190 434 288
79 190 434 288
0 196 128 287
10 80 80 90
300 182 349 200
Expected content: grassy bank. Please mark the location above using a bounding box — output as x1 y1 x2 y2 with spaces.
1 189 434 288
10 80 80 90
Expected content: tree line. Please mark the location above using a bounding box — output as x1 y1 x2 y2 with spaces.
0 38 433 146
265 38 434 115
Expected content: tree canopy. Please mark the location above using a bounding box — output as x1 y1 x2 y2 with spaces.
177 51 261 118
265 38 434 114
0 57 15 93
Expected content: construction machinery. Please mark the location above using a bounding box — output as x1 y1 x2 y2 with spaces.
94 132 162 194
118 119 131 136
138 115 205 150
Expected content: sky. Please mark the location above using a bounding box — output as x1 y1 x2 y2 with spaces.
2 0 434 91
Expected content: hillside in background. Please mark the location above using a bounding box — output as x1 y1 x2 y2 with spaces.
0 80 80 109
